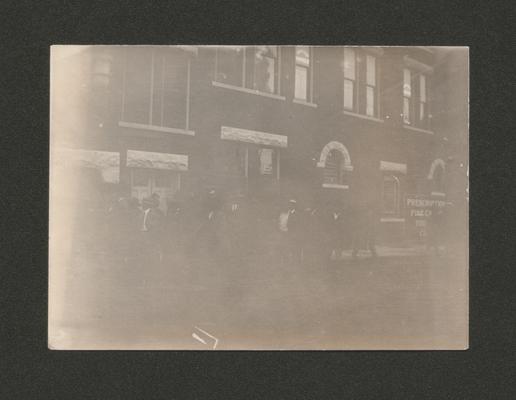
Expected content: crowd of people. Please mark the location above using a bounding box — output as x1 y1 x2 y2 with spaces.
68 184 453 267
94 189 384 267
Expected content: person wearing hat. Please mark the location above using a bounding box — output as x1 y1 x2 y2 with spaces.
278 199 303 265
140 194 165 264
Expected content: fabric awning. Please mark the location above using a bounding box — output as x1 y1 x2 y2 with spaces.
221 126 287 148
52 148 120 183
126 150 188 171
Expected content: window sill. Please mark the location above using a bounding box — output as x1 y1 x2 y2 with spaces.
211 81 286 100
322 183 349 189
342 110 384 123
293 98 318 108
403 124 434 135
380 217 405 223
118 121 195 136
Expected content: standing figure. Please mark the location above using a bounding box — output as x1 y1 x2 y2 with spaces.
278 199 302 265
140 194 165 264
327 203 345 262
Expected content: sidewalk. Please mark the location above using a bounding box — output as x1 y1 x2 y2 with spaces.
338 243 432 260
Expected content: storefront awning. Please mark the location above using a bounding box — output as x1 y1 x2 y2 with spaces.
221 126 288 148
52 147 120 183
126 150 188 171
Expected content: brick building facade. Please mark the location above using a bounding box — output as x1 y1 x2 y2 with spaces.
50 45 468 244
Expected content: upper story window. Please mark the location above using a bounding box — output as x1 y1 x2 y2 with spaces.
343 48 356 110
215 46 245 87
403 64 430 128
253 46 279 94
343 48 378 117
419 74 427 124
214 46 281 95
294 46 313 102
121 47 190 130
403 68 412 124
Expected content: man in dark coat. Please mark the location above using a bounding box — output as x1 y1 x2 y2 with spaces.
327 202 345 262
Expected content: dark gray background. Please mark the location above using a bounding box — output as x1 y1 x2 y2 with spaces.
2 0 515 398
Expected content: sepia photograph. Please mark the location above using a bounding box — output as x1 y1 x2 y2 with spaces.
48 45 469 350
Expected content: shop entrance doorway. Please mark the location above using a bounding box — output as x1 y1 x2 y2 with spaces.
130 168 180 213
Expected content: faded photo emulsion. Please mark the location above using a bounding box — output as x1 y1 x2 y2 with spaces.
49 46 469 350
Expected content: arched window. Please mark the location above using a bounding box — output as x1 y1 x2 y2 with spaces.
323 150 347 186
318 141 353 188
382 175 400 215
428 158 446 195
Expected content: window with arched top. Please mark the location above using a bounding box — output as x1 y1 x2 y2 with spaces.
318 141 353 188
428 158 446 195
382 175 400 215
323 150 347 186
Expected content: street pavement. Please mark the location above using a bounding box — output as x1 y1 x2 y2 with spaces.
49 245 468 350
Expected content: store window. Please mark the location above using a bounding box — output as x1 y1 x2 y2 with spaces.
130 168 181 212
382 175 400 215
229 145 279 180
258 148 274 175
343 48 378 117
294 46 312 102
214 46 281 95
121 47 189 130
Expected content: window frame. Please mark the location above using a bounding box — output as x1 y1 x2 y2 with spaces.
403 64 431 129
251 46 280 95
343 48 357 111
343 48 380 118
403 68 412 125
365 54 377 117
294 46 314 104
382 174 401 216
213 46 283 98
120 47 192 134
323 150 349 188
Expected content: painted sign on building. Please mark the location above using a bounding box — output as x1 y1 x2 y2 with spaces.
405 194 447 238
405 195 446 218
